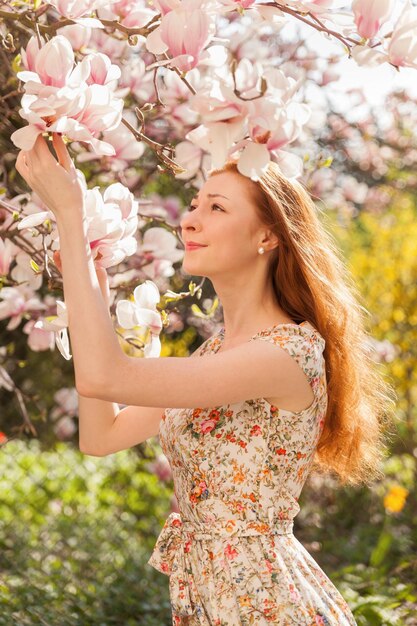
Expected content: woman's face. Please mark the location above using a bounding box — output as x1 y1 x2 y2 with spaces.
179 171 265 279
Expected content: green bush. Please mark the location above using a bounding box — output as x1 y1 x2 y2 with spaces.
0 439 173 625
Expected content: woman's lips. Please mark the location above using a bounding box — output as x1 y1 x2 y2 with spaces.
185 243 207 250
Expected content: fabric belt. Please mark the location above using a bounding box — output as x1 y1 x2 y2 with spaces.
147 511 294 617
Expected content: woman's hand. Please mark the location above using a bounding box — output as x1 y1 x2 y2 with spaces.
53 249 111 308
15 133 85 219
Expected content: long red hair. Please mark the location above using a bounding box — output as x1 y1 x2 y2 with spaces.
208 160 396 486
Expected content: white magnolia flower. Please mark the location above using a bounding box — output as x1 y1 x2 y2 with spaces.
34 300 71 360
116 280 163 357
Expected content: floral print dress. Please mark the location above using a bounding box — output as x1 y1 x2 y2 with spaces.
147 321 357 626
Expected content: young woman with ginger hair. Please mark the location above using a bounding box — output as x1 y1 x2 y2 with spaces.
16 134 395 625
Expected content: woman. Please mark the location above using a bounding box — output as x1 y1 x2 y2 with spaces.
16 134 394 625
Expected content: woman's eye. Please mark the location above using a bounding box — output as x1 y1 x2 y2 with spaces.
187 204 223 212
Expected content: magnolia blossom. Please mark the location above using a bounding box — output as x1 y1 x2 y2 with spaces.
146 0 217 72
118 57 156 103
0 239 18 276
387 0 417 69
116 280 163 357
139 227 185 280
83 182 139 268
57 23 92 51
47 0 117 24
55 416 78 440
23 319 55 352
75 117 145 169
352 0 395 39
147 454 173 481
16 177 138 270
174 140 205 180
51 387 79 419
49 387 79 439
186 80 249 168
0 285 46 331
11 36 123 156
284 0 346 12
184 65 309 179
98 1 157 29
34 301 71 360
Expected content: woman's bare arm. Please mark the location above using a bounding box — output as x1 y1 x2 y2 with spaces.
52 250 135 456
80 403 166 456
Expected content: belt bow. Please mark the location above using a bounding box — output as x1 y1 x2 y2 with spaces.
147 510 294 617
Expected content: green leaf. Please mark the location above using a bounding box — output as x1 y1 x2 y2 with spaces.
369 530 393 567
30 259 40 273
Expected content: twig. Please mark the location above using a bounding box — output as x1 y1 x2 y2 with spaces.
121 115 185 175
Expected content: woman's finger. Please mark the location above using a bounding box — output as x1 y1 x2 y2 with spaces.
15 150 30 179
52 133 74 173
53 250 62 273
31 133 55 167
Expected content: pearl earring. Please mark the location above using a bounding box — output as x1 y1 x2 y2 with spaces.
258 246 265 254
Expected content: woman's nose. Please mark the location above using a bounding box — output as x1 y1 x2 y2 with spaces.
180 210 200 231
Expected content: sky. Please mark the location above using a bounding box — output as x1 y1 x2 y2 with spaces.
282 0 417 107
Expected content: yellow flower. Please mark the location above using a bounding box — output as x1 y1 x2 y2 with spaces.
383 485 409 513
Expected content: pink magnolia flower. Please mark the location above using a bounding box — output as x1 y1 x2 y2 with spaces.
387 0 417 69
148 454 173 481
97 0 157 29
14 176 138 272
185 65 309 179
217 0 256 10
119 57 156 102
82 182 138 268
47 0 117 20
284 0 345 12
352 0 395 39
146 0 217 72
23 319 55 352
0 285 46 331
83 52 121 86
54 416 77 441
52 387 79 418
76 118 145 169
57 23 92 51
139 226 185 278
50 387 79 441
174 140 205 180
19 35 78 88
20 35 45 72
186 81 249 168
11 36 123 156
235 82 310 180
0 239 18 276
89 27 128 59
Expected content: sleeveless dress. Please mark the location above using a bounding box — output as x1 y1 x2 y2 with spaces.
147 321 357 626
